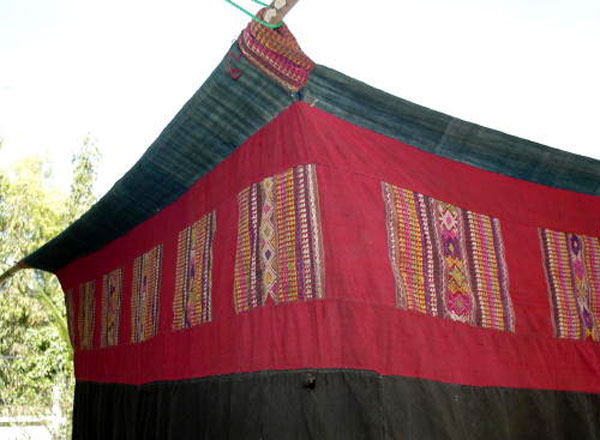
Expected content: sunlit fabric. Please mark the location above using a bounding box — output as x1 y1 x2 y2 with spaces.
24 17 600 440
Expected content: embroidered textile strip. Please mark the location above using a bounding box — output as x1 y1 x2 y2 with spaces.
78 281 96 349
540 229 600 341
101 268 122 347
173 212 216 330
131 245 163 343
234 164 324 313
382 182 514 332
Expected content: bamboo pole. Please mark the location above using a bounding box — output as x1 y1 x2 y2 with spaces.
263 0 300 26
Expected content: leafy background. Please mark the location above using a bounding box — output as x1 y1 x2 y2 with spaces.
0 137 100 438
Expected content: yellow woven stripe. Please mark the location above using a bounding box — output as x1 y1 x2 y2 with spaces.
402 188 427 314
276 168 299 302
392 187 426 313
469 213 504 330
173 227 188 329
234 188 252 313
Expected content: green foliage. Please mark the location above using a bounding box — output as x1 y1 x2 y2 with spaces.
0 137 101 438
65 135 101 223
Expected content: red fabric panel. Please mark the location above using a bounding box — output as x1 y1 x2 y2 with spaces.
58 102 600 391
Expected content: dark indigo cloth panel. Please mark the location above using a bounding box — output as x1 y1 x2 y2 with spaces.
73 370 600 440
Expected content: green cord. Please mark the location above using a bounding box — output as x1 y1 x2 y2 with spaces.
224 0 284 29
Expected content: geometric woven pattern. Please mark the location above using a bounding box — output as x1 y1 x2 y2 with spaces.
539 228 600 341
131 245 163 343
234 164 325 314
382 182 514 332
238 10 315 92
101 268 123 347
77 281 96 349
64 288 76 349
173 212 216 330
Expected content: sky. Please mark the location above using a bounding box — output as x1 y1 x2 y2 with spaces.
1 0 599 196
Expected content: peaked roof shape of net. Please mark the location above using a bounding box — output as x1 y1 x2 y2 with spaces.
22 17 600 273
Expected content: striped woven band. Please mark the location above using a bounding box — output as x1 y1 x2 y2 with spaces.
237 9 315 92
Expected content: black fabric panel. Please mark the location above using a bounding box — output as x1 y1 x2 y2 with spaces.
383 376 600 440
74 370 383 440
304 65 600 196
24 43 294 273
73 370 600 440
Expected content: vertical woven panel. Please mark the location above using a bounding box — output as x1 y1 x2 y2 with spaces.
234 164 324 313
173 212 216 330
101 268 123 347
382 182 514 332
65 289 76 349
540 229 600 341
78 281 96 349
131 245 163 343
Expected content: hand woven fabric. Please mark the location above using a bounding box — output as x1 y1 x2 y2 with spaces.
237 8 314 91
20 14 600 440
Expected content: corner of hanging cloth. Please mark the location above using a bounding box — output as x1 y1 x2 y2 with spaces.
0 260 30 288
237 7 315 93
